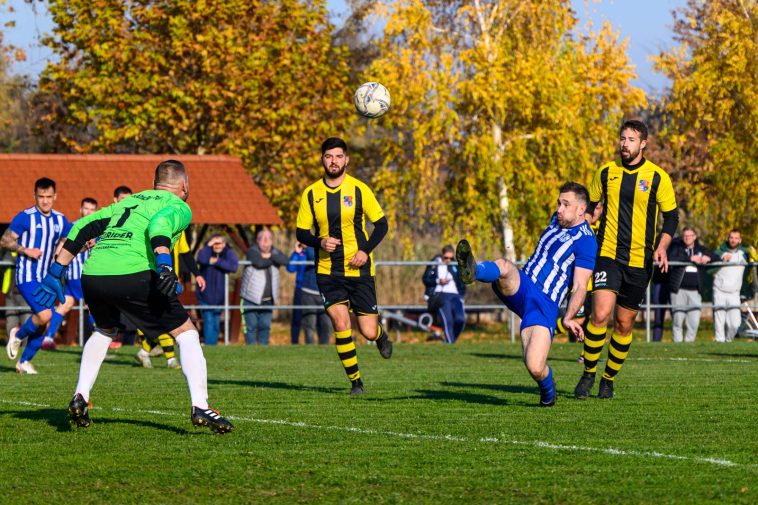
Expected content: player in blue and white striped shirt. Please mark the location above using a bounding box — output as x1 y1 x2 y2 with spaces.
40 197 99 350
455 182 597 406
1 178 72 374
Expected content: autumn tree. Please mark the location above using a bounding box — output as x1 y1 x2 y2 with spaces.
362 0 644 258
654 0 757 243
35 0 353 220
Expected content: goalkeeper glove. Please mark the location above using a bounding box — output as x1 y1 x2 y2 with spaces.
155 253 178 297
34 261 67 308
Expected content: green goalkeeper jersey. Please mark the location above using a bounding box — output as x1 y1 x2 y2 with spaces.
67 190 192 276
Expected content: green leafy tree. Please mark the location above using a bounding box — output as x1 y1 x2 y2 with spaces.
654 0 758 243
35 0 352 220
363 0 645 258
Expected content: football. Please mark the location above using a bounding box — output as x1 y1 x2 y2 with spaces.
353 82 391 118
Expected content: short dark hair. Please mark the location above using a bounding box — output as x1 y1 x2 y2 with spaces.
729 228 741 235
35 177 56 193
683 226 696 234
321 137 348 155
113 185 132 198
620 119 648 140
441 245 454 255
81 197 98 207
155 159 186 185
559 181 589 205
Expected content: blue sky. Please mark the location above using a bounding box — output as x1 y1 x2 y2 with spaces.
4 0 685 95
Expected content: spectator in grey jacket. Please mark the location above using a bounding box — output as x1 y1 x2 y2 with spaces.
668 227 717 342
240 229 288 345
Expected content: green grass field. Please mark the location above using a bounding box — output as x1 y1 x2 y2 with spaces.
1 340 756 504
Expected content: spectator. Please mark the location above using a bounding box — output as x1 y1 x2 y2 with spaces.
712 229 757 342
286 242 307 344
668 226 717 342
196 234 239 345
423 244 466 343
240 229 288 345
298 245 333 344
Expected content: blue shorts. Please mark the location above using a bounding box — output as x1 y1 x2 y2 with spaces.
492 270 559 338
65 278 84 301
17 281 49 315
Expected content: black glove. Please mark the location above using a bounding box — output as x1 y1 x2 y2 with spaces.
156 265 178 297
155 253 178 297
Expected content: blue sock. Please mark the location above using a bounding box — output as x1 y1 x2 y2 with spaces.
475 261 501 282
44 311 64 339
16 317 40 340
88 314 96 327
537 367 555 403
20 333 44 363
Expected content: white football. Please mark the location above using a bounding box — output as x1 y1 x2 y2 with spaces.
354 82 391 118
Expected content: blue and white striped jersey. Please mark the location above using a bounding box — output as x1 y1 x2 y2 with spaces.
9 206 72 285
522 214 597 306
66 249 90 281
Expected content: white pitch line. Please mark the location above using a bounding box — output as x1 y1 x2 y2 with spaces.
0 399 743 468
633 357 754 364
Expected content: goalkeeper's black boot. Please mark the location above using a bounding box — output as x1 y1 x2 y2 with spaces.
191 406 234 434
455 239 477 285
597 378 614 399
574 372 595 400
376 334 393 359
350 378 365 396
68 393 92 428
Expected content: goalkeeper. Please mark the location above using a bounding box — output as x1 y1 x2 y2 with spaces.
34 160 233 433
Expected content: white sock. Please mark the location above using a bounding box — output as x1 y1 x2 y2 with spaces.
75 331 112 402
175 329 208 409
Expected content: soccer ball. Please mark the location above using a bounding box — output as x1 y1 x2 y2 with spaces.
354 82 391 118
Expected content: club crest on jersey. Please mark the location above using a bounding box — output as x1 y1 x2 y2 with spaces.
638 180 650 192
343 196 353 207
559 233 571 243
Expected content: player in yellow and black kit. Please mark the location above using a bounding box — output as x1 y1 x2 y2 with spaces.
575 120 678 400
296 137 391 395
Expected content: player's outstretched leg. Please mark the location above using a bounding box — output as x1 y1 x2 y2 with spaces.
455 239 478 284
456 239 502 285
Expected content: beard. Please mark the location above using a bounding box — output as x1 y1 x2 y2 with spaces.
324 164 346 179
620 146 640 163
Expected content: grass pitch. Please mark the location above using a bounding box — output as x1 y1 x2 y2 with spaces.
0 340 756 504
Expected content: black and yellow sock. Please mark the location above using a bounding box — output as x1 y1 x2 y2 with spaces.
335 329 360 381
582 322 608 374
555 317 566 335
602 332 633 381
158 333 176 360
141 337 155 353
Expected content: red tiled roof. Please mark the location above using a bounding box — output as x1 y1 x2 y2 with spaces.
0 154 282 225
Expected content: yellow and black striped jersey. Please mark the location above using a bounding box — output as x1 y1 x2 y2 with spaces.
296 174 385 277
589 158 677 268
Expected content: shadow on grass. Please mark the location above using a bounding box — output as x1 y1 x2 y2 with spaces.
1 408 75 432
208 378 344 394
0 408 192 434
440 381 535 395
468 352 580 364
706 352 758 359
392 389 508 406
0 363 17 373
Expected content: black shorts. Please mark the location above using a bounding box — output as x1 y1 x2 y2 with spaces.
316 274 378 316
82 271 190 339
591 256 652 311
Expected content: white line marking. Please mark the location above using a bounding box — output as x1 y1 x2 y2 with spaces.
0 399 743 468
633 357 754 364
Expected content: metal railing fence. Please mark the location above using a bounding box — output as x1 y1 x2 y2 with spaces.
1 260 756 345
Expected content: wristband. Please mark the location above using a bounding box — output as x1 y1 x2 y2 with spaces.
48 261 66 279
156 253 173 268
